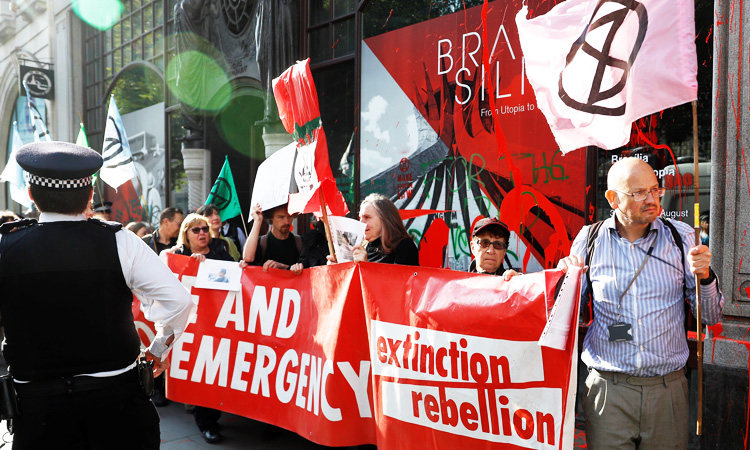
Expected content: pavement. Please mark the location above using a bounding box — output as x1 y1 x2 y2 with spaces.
0 397 588 449
155 401 336 449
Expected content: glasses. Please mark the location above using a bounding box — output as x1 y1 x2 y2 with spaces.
189 226 210 234
614 187 667 202
475 239 508 250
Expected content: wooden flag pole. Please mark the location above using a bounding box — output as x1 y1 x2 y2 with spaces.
319 188 337 263
692 100 703 436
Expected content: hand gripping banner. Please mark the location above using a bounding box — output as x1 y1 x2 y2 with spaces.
154 255 582 449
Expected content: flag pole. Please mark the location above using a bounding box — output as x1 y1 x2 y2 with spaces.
692 100 703 436
318 188 337 263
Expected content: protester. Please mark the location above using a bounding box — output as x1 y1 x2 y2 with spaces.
162 213 233 443
468 217 519 280
557 157 724 449
142 207 184 254
700 212 710 246
242 203 302 271
289 218 330 274
346 193 418 266
197 204 241 261
221 216 247 250
126 221 149 238
1 141 193 448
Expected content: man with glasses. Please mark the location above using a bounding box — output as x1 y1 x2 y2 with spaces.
468 217 520 280
557 157 724 449
143 207 184 255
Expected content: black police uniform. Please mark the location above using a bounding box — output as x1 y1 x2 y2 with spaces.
0 142 192 449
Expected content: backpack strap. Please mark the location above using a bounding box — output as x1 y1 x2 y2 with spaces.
659 217 687 301
582 221 606 326
659 217 694 334
260 233 268 258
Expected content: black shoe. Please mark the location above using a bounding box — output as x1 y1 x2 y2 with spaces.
151 389 169 407
202 429 224 444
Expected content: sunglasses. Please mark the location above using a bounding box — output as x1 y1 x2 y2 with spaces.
189 226 210 235
475 238 508 250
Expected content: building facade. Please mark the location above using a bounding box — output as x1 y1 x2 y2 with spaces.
0 0 748 446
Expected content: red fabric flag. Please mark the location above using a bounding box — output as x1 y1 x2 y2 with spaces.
272 59 335 182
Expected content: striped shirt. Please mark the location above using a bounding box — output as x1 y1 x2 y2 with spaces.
572 216 724 377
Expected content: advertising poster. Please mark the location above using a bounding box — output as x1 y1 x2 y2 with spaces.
360 2 589 273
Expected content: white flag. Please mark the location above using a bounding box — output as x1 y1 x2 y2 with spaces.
23 80 51 142
516 0 698 152
100 96 138 190
0 122 32 208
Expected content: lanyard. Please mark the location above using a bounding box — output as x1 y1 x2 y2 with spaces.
609 230 656 322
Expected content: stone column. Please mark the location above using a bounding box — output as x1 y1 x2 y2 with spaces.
701 0 750 447
261 120 292 158
181 145 211 210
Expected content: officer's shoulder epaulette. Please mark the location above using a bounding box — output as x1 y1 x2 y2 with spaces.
0 218 37 235
87 218 123 232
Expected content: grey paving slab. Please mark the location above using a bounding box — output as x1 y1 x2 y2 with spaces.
157 401 346 449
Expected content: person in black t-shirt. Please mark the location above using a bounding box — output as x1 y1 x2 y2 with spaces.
242 203 301 271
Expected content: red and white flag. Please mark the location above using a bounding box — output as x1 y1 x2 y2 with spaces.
516 0 698 153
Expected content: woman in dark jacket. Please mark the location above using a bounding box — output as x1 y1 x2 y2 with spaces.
353 193 419 266
162 213 232 443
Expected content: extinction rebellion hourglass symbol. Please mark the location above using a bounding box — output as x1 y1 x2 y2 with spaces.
558 0 648 116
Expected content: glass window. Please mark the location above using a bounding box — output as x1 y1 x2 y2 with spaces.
362 0 485 39
309 0 330 26
333 0 354 17
312 61 355 208
133 10 142 36
309 27 330 62
332 17 354 58
144 4 153 29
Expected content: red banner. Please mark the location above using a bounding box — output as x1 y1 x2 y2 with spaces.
157 254 579 449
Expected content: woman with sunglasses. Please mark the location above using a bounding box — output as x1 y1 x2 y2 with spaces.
164 213 233 264
469 217 520 281
161 213 231 443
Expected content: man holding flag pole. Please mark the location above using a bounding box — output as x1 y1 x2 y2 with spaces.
516 0 723 446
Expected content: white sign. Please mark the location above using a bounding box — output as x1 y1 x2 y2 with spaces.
194 258 242 292
327 215 366 262
249 142 296 221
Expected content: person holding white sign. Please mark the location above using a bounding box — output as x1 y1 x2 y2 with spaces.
242 203 302 271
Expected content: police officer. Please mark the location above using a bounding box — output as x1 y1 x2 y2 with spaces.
0 142 194 449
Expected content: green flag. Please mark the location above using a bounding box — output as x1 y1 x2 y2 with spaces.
206 156 241 221
76 122 89 147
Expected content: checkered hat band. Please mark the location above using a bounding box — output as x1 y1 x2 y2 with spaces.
26 173 92 189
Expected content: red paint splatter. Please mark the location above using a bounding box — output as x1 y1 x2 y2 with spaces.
706 26 713 43
382 9 393 28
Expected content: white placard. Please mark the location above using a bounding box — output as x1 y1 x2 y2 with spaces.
249 142 296 221
194 258 242 292
327 215 366 262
